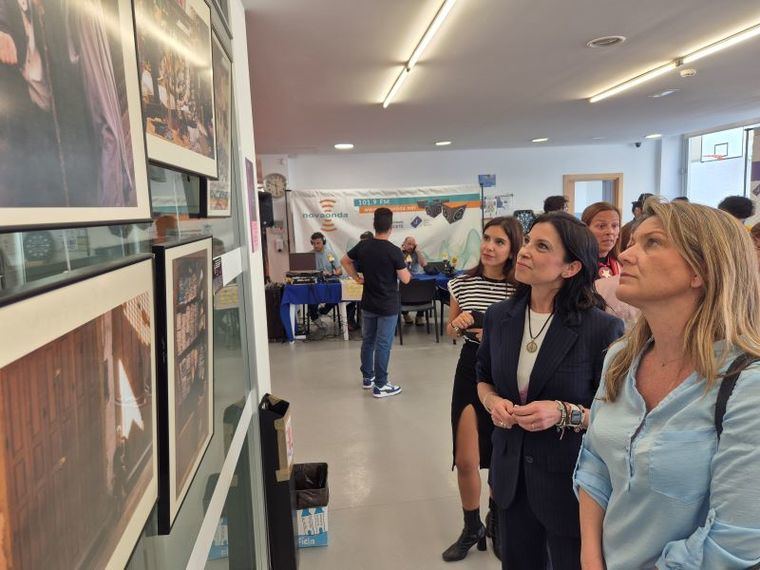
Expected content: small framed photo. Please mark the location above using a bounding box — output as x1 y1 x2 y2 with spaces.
153 236 214 533
135 0 218 178
200 31 233 217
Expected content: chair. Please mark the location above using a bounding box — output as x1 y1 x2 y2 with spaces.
397 280 439 345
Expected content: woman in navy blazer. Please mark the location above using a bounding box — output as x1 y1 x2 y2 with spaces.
477 212 624 570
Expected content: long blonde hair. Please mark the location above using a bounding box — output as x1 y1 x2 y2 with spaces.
604 198 760 401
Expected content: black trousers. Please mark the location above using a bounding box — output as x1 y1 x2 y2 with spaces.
498 466 581 570
308 303 336 321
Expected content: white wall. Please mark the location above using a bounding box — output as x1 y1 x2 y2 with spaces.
657 136 686 200
275 143 658 220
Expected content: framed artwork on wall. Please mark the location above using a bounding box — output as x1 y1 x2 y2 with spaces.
244 156 260 252
135 0 217 179
0 0 151 231
153 236 214 533
0 255 157 568
200 31 233 217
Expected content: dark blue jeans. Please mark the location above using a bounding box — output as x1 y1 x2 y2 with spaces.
360 311 398 387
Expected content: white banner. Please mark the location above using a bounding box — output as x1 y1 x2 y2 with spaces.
290 186 483 269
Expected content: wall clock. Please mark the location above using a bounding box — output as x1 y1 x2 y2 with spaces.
264 173 287 198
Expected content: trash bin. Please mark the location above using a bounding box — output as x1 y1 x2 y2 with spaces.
294 463 329 548
259 394 297 570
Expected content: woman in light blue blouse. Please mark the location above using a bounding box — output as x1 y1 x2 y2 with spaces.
574 199 760 570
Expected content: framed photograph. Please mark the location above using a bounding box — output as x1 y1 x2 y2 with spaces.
0 255 157 568
244 156 260 252
135 0 217 178
153 236 214 533
0 0 151 231
200 32 233 217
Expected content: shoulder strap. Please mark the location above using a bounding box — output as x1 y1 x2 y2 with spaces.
715 354 760 439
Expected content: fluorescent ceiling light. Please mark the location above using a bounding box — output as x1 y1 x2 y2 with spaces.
589 20 760 103
382 0 458 108
435 140 452 146
334 143 354 150
382 69 410 109
645 133 662 139
408 0 458 69
682 23 760 64
531 137 549 143
590 62 677 103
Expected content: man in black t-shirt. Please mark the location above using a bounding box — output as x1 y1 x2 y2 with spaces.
342 208 411 398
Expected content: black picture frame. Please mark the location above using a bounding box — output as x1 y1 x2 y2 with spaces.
200 31 233 217
153 235 214 533
0 254 157 568
135 0 218 179
0 0 152 232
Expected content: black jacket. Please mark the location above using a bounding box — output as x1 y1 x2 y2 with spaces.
477 295 623 533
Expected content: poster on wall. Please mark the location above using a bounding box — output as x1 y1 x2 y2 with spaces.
135 0 217 178
0 0 151 231
153 236 214 533
201 32 233 217
290 186 483 269
0 256 157 569
245 157 261 253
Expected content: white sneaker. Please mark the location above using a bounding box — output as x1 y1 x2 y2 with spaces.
372 383 402 398
362 377 375 389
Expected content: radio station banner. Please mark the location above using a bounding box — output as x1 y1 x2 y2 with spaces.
290 186 483 270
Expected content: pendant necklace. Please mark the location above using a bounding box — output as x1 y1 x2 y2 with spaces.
526 306 554 353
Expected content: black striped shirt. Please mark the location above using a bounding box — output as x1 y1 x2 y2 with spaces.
448 274 516 316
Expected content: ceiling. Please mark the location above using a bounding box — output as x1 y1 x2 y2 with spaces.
245 0 760 155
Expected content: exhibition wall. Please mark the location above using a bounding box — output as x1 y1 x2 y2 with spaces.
0 0 271 565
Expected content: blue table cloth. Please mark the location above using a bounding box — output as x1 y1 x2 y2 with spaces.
279 273 461 341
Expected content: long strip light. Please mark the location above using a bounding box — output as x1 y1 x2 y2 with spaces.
382 0 458 109
589 62 677 103
682 22 760 64
589 20 760 103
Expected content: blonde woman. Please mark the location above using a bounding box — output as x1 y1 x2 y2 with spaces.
574 200 760 569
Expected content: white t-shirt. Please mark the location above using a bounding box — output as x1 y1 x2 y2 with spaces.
516 307 554 403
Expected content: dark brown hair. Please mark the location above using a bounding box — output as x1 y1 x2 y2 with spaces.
466 216 523 284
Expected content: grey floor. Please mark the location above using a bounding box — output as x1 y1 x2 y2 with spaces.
269 321 502 570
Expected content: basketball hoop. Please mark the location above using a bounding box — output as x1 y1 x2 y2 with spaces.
704 154 727 161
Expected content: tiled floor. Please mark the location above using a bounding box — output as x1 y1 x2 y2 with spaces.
269 323 502 570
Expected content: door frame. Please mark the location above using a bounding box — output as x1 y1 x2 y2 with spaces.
563 173 625 215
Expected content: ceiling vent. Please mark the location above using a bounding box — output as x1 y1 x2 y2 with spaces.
586 35 627 48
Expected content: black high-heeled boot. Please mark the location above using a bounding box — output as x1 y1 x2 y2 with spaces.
485 498 501 560
442 508 487 562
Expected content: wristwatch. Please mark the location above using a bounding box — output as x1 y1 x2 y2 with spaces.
569 405 583 427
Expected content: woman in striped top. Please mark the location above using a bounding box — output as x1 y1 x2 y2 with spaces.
442 216 523 562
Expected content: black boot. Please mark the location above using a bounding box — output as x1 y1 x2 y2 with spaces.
485 498 501 560
442 508 487 562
